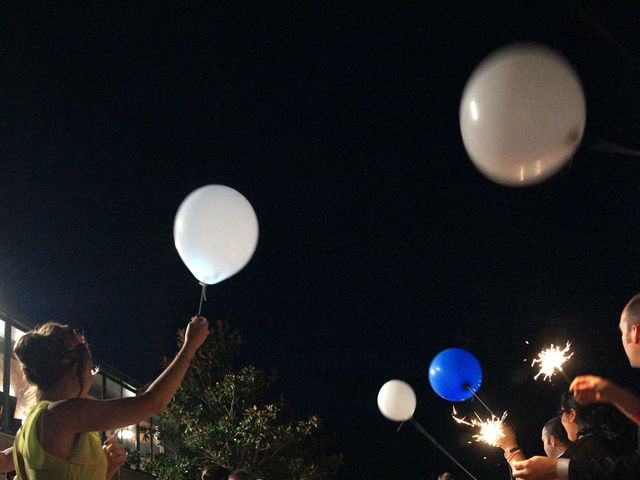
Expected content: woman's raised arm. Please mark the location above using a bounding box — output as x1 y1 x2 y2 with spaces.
47 315 209 433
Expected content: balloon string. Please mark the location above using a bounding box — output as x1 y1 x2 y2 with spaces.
409 418 478 480
465 386 495 417
590 142 640 158
197 282 207 316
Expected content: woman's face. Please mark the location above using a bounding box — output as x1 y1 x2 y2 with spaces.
560 408 579 442
83 357 95 396
64 326 95 397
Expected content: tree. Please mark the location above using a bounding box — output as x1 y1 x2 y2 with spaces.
140 320 342 479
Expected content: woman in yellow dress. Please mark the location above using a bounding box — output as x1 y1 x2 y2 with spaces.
12 315 209 480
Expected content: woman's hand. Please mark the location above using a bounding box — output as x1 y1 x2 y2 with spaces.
103 435 126 480
183 315 210 354
570 375 613 404
571 374 640 424
496 423 517 450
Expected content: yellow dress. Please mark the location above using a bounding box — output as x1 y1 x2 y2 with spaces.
13 400 108 480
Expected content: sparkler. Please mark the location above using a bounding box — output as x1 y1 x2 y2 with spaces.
452 406 508 447
531 341 573 381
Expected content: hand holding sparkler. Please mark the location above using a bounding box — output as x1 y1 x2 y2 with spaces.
531 342 573 381
570 375 640 425
494 423 517 450
492 423 527 465
569 375 612 404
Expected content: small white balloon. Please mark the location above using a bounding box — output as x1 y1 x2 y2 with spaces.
377 379 416 422
174 185 259 285
460 43 586 187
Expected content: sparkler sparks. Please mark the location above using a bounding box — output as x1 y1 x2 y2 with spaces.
531 341 573 381
452 407 508 447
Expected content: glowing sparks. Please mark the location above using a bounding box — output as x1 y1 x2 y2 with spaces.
531 341 573 381
452 407 508 447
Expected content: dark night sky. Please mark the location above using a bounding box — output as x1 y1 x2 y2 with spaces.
2 2 640 478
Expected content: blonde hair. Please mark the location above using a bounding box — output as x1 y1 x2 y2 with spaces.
14 322 91 397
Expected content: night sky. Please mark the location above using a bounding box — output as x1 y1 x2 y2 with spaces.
2 2 640 478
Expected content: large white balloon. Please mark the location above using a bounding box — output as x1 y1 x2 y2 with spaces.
460 43 586 187
377 379 416 422
174 185 259 285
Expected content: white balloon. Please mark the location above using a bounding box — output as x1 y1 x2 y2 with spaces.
377 379 416 422
460 43 586 187
174 185 259 285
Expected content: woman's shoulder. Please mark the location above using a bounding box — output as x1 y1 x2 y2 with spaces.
40 397 105 433
44 396 98 415
570 434 616 461
28 400 50 412
21 400 50 428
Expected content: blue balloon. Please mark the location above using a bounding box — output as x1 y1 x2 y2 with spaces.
428 348 482 401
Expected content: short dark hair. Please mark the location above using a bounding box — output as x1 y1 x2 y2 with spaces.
202 465 230 480
623 293 640 336
543 416 569 445
560 392 625 443
438 473 454 480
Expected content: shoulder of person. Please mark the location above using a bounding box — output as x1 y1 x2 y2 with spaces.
571 434 615 460
44 397 98 420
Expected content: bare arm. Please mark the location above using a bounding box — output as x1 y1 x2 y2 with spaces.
48 316 209 434
570 375 640 424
